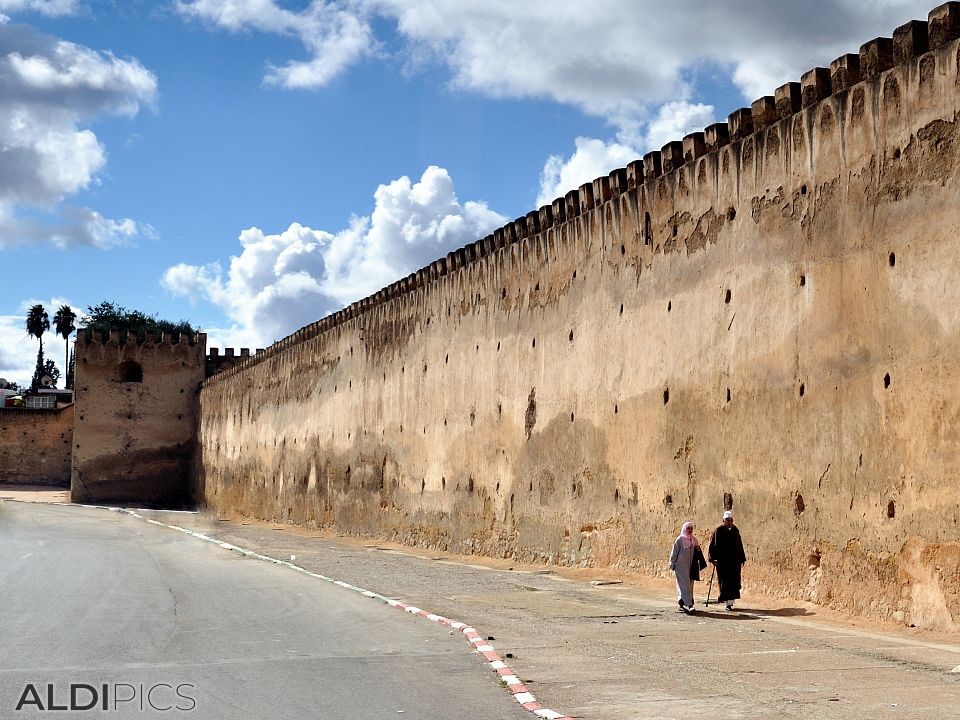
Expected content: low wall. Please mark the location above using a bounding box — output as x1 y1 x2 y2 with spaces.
0 406 74 486
197 15 960 630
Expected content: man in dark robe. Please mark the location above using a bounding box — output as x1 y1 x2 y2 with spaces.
708 510 746 610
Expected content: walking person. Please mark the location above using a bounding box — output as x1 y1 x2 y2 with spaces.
708 510 747 610
669 521 706 614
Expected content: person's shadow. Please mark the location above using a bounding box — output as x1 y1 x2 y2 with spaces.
694 606 814 619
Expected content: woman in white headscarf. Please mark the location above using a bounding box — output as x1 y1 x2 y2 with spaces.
669 521 705 613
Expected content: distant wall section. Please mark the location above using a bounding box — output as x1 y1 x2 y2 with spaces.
0 406 74 485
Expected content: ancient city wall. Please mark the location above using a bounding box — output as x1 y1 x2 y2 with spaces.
72 331 206 507
198 7 960 630
0 406 74 485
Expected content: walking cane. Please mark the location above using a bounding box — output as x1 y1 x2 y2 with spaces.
705 564 716 606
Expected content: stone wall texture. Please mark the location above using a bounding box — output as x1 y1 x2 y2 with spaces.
197 14 960 630
72 331 205 507
0 406 74 485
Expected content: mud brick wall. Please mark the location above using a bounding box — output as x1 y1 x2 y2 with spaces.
72 331 206 507
197 6 960 631
0 406 74 485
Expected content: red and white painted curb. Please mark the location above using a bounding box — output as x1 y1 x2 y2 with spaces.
27 501 572 720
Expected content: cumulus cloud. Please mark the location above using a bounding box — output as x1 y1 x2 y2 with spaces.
162 166 505 348
0 0 78 21
176 0 375 89
176 1 934 147
0 23 157 248
537 137 639 209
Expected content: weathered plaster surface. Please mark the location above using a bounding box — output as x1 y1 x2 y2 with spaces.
72 332 205 507
0 406 73 485
198 30 960 629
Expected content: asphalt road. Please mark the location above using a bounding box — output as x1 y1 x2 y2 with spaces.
0 502 529 720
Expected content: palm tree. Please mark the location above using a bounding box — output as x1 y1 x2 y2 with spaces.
53 305 77 388
26 304 50 390
26 304 50 354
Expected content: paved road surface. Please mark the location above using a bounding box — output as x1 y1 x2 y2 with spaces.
0 502 529 719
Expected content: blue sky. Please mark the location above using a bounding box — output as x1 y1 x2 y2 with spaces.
0 0 936 386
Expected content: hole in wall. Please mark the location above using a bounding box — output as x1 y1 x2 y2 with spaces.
887 500 896 518
644 212 652 245
889 252 896 267
572 270 577 280
620 244 625 255
883 373 891 389
116 360 143 383
801 184 808 195
726 388 731 403
663 388 670 404
664 494 673 506
568 330 574 342
614 404 618 414
799 382 805 397
808 552 821 569
723 492 734 510
726 207 737 221
800 274 806 287
532 338 536 348
497 341 501 351
614 488 620 501
667 301 672 312
467 476 474 493
570 412 574 422
445 354 449 364
795 492 805 515
421 478 425 493
619 303 624 315
725 289 732 304
442 476 446 490
501 288 507 299
893 147 901 159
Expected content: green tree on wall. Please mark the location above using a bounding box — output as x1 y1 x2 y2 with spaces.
53 305 77 389
82 301 195 342
25 304 50 390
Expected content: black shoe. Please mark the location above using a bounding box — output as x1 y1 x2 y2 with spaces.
678 599 684 610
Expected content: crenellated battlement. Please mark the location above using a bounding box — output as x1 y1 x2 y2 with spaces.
77 327 202 348
203 2 960 387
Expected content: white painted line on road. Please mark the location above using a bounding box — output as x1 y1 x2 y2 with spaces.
82 504 574 720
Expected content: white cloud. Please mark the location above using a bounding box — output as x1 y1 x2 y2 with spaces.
176 1 935 149
0 23 157 248
642 101 716 154
162 166 505 348
0 0 78 21
537 137 639 209
176 0 375 90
